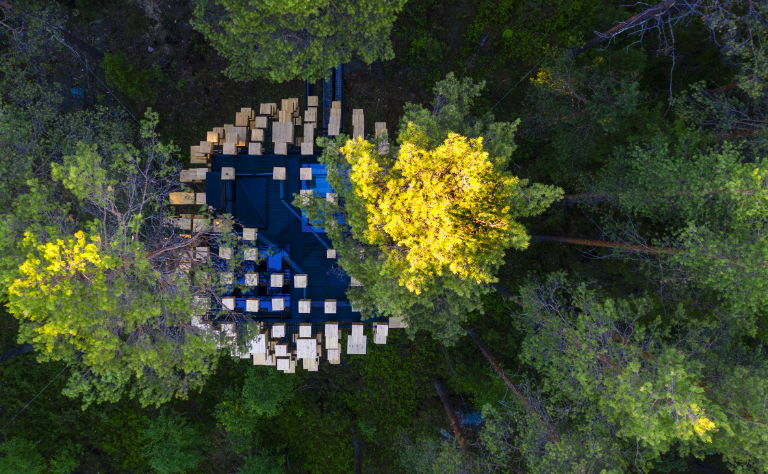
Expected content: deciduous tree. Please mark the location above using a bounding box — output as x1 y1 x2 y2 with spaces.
191 0 407 82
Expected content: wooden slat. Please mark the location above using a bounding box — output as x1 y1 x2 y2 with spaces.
307 95 318 107
222 167 235 180
304 108 317 122
206 131 219 143
274 142 287 155
223 142 236 155
332 100 341 109
328 117 341 136
301 142 314 155
273 167 286 180
259 103 276 115
254 116 268 128
248 142 262 155
251 128 264 142
235 112 249 126
169 192 195 205
330 108 341 118
195 193 206 205
171 217 192 230
180 169 196 182
271 122 294 143
353 125 363 140
324 299 337 314
300 167 312 180
190 146 206 164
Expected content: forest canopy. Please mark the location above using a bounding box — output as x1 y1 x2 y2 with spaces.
0 0 767 473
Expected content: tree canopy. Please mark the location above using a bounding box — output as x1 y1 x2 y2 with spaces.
191 0 407 82
297 74 562 343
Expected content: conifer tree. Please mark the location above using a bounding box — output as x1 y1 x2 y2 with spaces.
297 74 562 344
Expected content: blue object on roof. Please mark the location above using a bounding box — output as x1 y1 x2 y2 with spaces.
206 172 222 210
236 177 268 228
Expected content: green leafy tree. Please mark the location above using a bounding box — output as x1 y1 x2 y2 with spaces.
191 0 407 82
478 273 768 473
238 454 287 474
141 409 207 474
0 438 46 474
297 74 562 343
216 366 297 452
4 111 228 408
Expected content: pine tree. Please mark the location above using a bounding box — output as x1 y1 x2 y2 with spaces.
296 74 562 344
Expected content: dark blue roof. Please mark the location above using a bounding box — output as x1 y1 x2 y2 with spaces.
207 153 368 324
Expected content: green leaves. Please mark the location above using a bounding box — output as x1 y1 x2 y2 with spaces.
141 410 206 474
297 74 561 344
191 0 407 82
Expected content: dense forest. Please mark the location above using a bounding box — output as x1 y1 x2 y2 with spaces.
0 0 767 473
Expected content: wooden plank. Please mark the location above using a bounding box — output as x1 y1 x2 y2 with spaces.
328 117 340 136
304 108 317 122
199 141 214 154
353 125 363 140
234 126 248 146
326 193 337 204
270 273 284 288
171 217 192 229
273 167 286 180
289 98 299 112
254 116 268 128
245 272 259 286
206 131 219 143
221 167 235 180
272 322 286 338
297 338 316 359
190 146 206 164
307 95 318 107
301 142 313 155
274 142 287 155
324 299 337 314
272 297 285 311
251 128 264 142
293 116 302 126
325 322 339 338
221 272 234 285
213 127 225 139
219 247 232 259
332 100 341 109
326 249 337 259
235 112 249 126
222 296 236 310
241 107 253 120
169 192 195 205
303 124 314 143
195 193 206 205
243 248 258 260
272 122 294 143
294 274 308 288
327 348 340 364
248 142 262 155
180 169 196 182
298 299 311 313
330 108 341 118
243 228 258 240
259 103 276 115
299 167 312 180
222 142 236 155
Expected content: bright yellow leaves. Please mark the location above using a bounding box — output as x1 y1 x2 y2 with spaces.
10 231 112 301
343 129 528 293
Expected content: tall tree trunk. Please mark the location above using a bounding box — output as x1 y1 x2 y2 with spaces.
434 378 467 451
466 329 560 445
531 235 679 254
571 0 680 58
0 343 33 364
